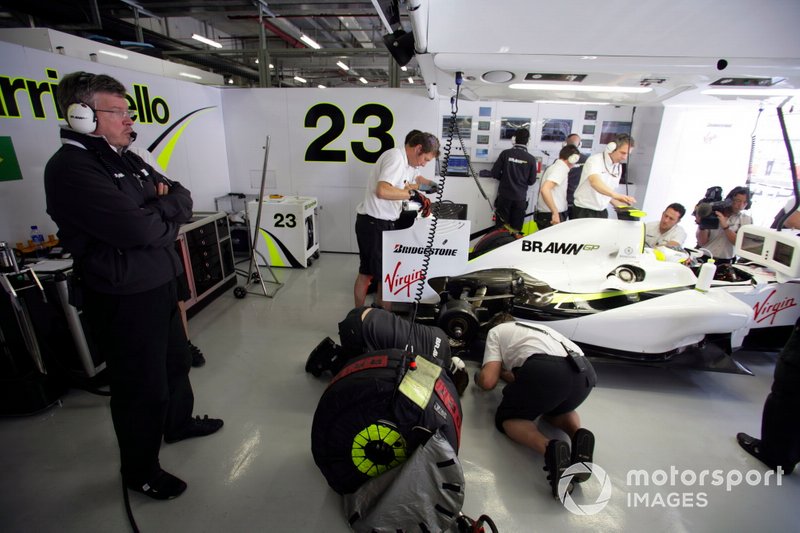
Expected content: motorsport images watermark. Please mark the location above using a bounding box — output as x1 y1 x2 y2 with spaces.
557 463 785 515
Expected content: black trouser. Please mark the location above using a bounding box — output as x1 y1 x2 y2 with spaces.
570 205 608 219
495 354 596 432
355 213 395 278
83 280 193 484
495 196 527 232
534 211 568 231
760 317 800 471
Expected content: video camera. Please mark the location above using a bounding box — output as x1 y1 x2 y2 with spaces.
694 186 732 230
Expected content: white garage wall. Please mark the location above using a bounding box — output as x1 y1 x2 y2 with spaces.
220 88 439 253
0 40 231 248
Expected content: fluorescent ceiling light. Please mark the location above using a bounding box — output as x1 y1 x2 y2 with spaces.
400 66 408 72
535 100 610 105
227 79 234 85
98 49 128 59
318 84 326 89
510 83 652 94
701 88 799 96
359 77 368 84
408 77 414 84
336 61 350 71
191 33 222 49
294 75 307 83
179 72 202 80
299 34 322 49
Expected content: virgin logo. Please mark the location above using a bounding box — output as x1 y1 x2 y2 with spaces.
752 289 797 325
384 261 424 297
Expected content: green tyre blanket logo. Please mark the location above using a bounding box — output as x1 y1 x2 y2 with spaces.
351 423 408 477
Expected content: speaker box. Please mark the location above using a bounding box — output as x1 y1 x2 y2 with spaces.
382 29 416 67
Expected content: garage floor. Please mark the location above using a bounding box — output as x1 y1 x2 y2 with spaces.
1 252 797 532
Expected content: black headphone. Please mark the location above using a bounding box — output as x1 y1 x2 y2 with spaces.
65 72 97 134
725 186 752 210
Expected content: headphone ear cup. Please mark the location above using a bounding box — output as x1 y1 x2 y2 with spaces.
567 154 580 165
605 141 617 153
66 103 96 134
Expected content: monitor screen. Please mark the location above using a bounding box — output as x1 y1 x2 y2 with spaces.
774 241 794 268
445 155 469 176
735 225 800 280
500 117 531 140
740 232 765 256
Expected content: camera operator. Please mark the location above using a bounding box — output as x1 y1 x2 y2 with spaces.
695 186 753 263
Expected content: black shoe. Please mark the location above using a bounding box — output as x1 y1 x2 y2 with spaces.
126 469 187 500
188 341 206 368
736 432 772 467
305 337 340 377
544 439 572 500
570 428 595 483
452 369 469 396
165 415 224 443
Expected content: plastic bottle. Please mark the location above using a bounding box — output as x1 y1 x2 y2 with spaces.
30 225 45 257
695 259 716 292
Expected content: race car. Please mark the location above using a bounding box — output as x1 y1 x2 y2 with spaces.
416 217 799 374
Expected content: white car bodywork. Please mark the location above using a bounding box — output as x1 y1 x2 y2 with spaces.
424 219 800 368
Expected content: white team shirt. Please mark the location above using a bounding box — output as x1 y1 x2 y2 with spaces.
482 321 583 370
536 159 570 213
356 147 416 221
573 152 621 211
644 221 688 247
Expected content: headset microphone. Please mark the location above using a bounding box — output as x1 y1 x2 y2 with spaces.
605 141 617 153
567 154 580 165
130 131 138 142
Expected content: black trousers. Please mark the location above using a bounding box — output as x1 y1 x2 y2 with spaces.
83 280 193 483
534 211 568 231
760 317 800 471
495 354 596 433
570 205 608 219
495 196 527 232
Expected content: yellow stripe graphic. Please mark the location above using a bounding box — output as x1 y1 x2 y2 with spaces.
153 108 215 171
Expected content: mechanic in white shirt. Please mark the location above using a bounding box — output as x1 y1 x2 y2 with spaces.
353 132 439 308
475 313 597 499
571 134 636 219
645 203 687 248
535 144 581 229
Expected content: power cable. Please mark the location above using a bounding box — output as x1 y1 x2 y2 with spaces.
775 98 798 229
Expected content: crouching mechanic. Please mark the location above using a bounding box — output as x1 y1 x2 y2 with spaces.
474 313 597 499
305 306 467 392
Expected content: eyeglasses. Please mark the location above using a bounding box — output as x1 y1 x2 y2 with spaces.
95 108 135 120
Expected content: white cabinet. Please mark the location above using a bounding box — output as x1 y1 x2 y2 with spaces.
247 196 320 268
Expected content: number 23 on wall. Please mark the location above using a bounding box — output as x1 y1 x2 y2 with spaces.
304 102 395 164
